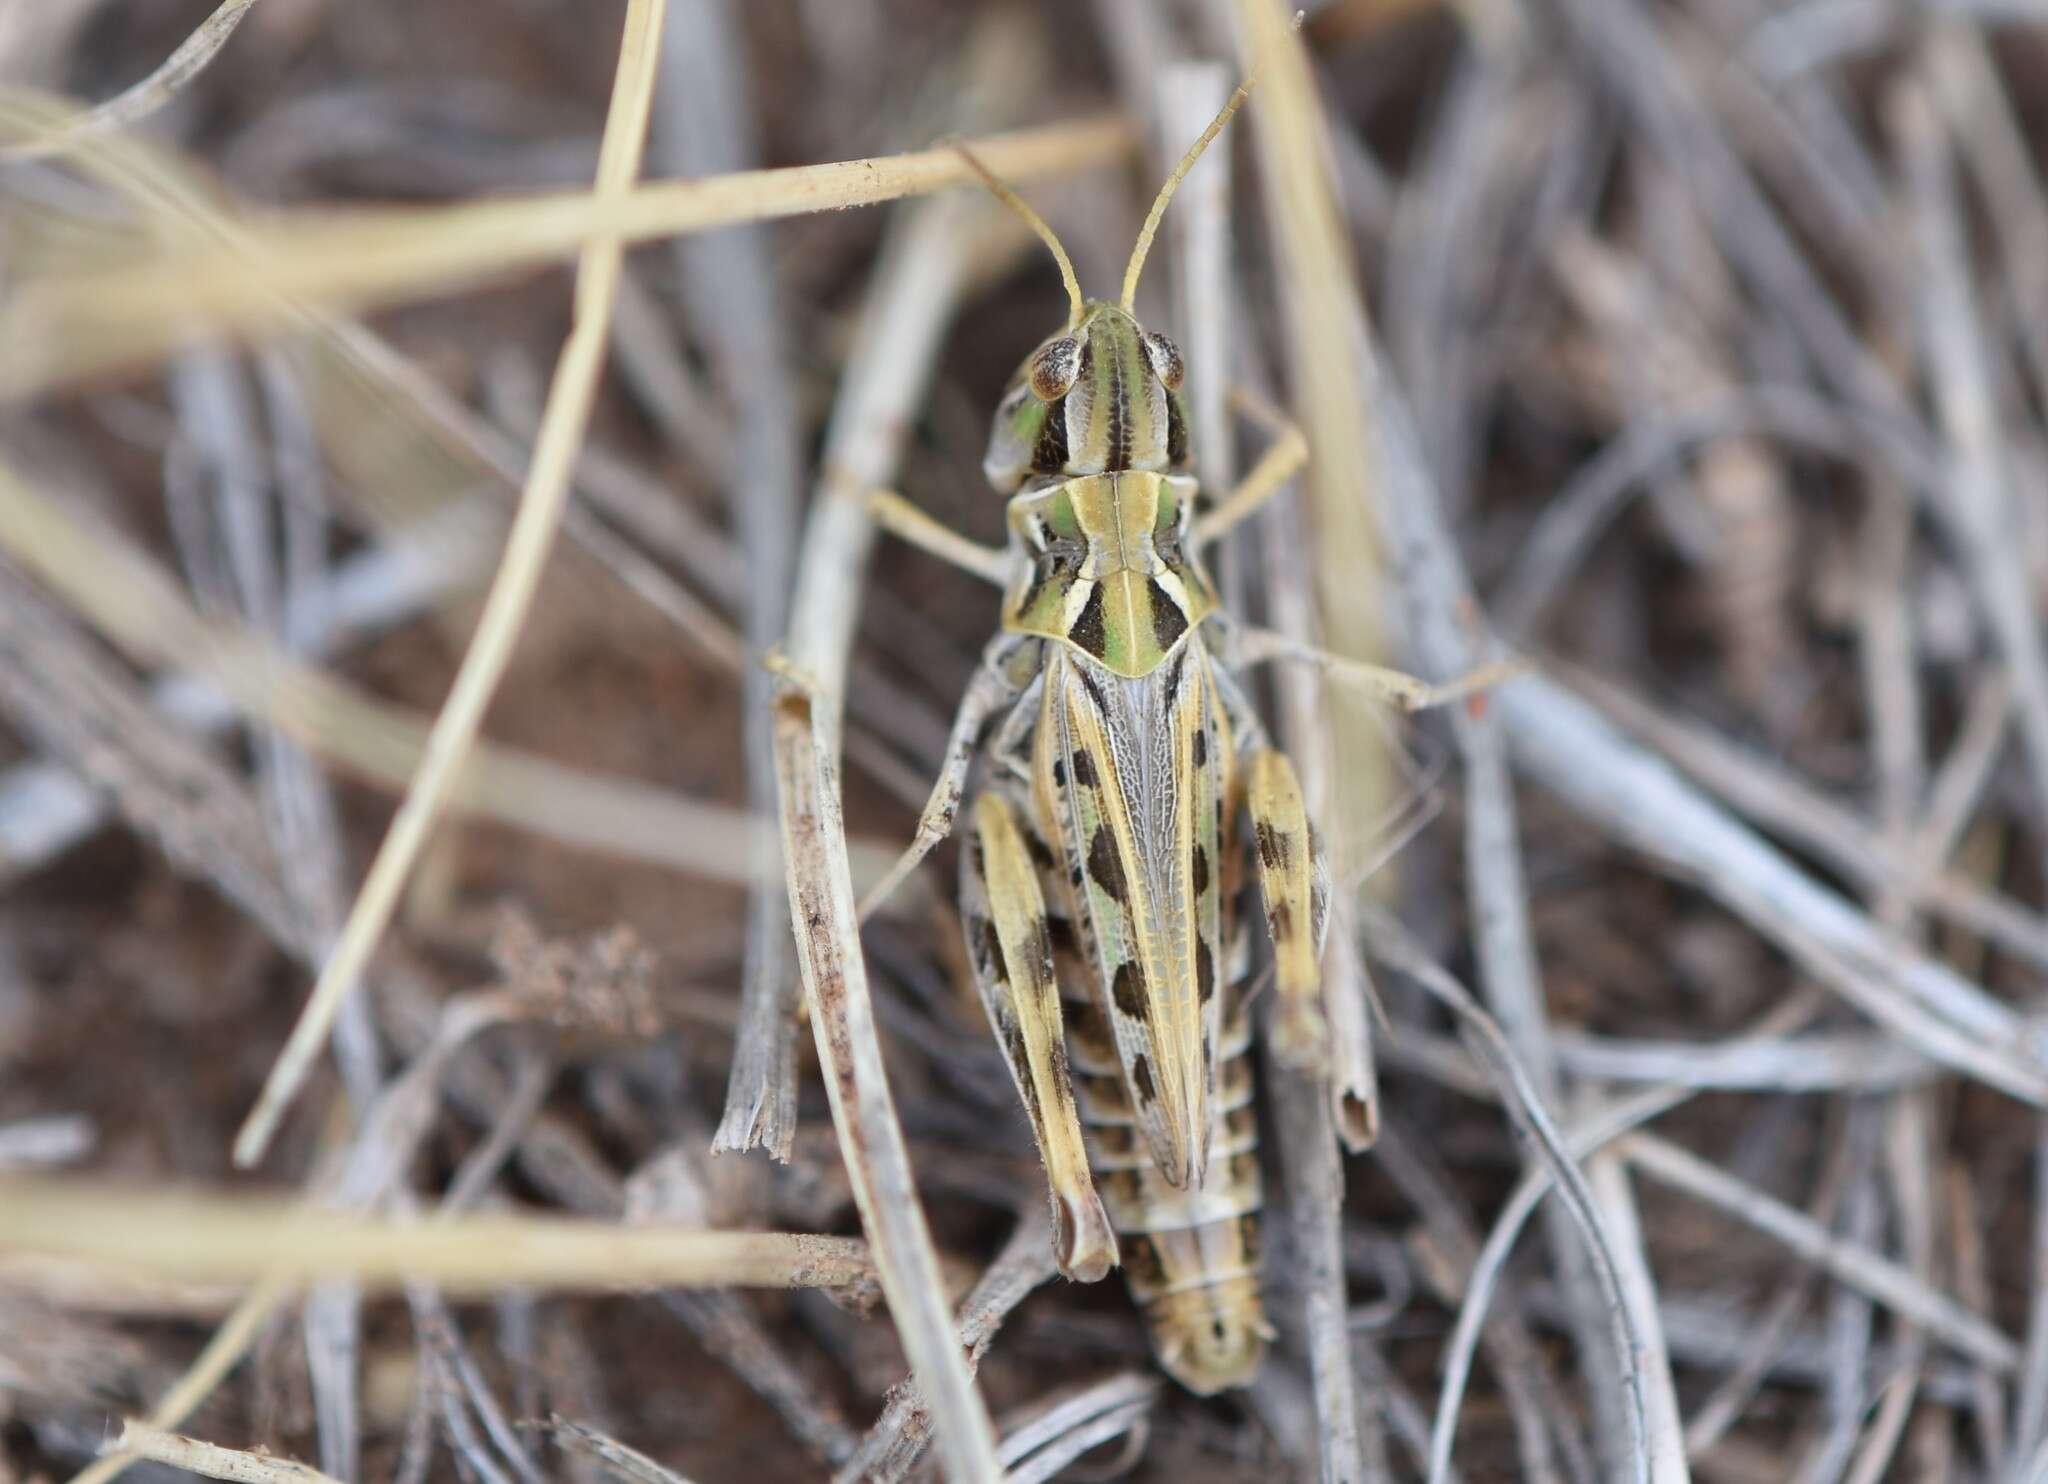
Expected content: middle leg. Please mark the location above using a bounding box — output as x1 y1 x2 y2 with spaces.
858 633 1040 921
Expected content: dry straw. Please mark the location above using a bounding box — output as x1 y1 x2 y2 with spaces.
0 1178 875 1294
229 0 671 1168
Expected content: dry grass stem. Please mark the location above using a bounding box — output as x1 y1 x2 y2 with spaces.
831 1211 1057 1484
105 1420 340 1484
769 190 1007 1483
1363 909 1653 1482
0 558 310 961
231 0 672 1167
0 458 902 891
0 1179 873 1293
0 116 1130 397
546 1419 699 1484
1622 1134 2016 1371
10 3 2048 1477
659 0 806 1165
996 1373 1160 1484
66 1276 297 1484
1231 0 1392 860
0 0 260 162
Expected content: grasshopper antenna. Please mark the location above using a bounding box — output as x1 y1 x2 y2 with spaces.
953 143 1085 331
1119 73 1259 314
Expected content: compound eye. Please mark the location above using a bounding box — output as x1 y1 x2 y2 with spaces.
1028 337 1081 400
1142 330 1185 390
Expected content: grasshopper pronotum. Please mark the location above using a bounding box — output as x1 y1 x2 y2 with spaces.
863 81 1500 1393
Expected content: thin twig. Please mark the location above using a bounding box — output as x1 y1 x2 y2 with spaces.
0 114 1133 396
996 1373 1160 1484
1 0 261 161
1361 909 1652 1484
0 1179 875 1293
105 1421 340 1484
231 0 671 1166
67 1276 297 1484
770 190 1008 1484
1621 1133 2017 1372
545 1418 700 1484
1498 672 2048 1104
1584 1154 1690 1479
833 1211 1058 1484
658 0 806 1164
1561 663 2048 974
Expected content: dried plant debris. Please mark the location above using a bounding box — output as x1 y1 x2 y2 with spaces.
6 1 2048 1481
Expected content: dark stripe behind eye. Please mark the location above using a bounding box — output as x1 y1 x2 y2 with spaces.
1032 396 1071 473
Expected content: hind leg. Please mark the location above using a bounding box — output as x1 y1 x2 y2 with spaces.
959 791 1118 1282
1210 669 1332 1071
1242 748 1334 1070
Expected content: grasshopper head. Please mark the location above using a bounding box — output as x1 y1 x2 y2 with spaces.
960 72 1250 494
983 300 1190 491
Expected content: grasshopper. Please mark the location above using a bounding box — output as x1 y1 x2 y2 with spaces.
863 82 1498 1393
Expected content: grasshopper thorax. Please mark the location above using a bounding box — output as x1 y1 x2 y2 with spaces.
1001 469 1216 677
984 301 1191 492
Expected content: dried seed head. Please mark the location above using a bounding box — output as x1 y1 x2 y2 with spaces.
1029 337 1081 400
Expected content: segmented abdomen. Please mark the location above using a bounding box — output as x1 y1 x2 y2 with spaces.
1063 965 1272 1395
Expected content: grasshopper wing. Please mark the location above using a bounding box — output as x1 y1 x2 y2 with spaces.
1034 646 1225 1190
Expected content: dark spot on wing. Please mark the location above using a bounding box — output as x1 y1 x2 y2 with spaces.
1068 583 1108 660
1025 831 1056 872
1073 663 1109 712
1069 748 1098 788
1051 757 1066 786
1150 579 1188 653
1112 960 1147 1018
1048 916 1082 962
1067 999 1115 1062
1196 938 1215 1005
1162 649 1186 705
1131 1053 1156 1104
1088 825 1128 904
1191 727 1207 767
1191 843 1210 899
